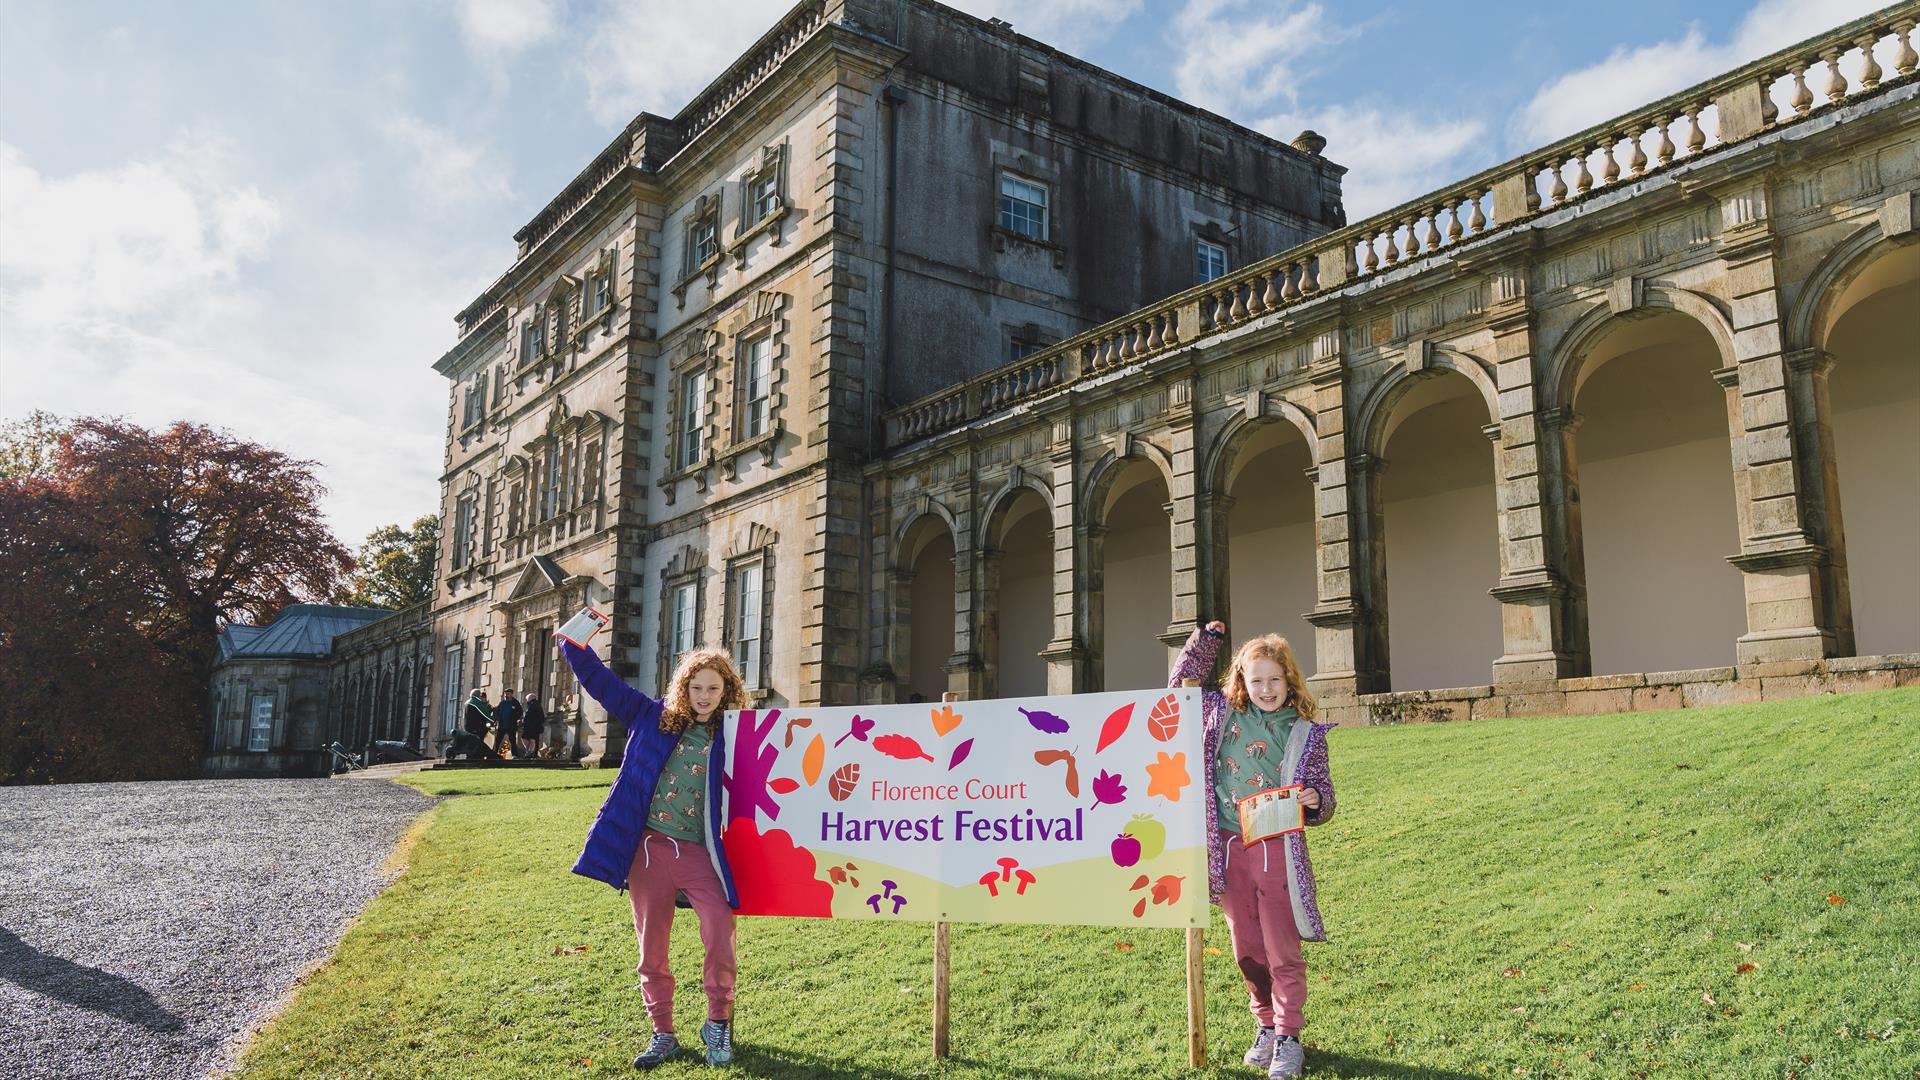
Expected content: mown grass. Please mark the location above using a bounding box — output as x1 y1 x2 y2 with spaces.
232 689 1919 1079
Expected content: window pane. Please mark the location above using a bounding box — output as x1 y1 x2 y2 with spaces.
1196 241 1227 283
744 337 772 437
998 174 1048 241
693 219 717 265
735 562 764 685
752 174 780 220
681 372 706 466
672 583 695 654
248 696 273 752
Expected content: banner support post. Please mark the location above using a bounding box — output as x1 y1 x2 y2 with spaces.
1182 678 1207 1067
933 690 957 1060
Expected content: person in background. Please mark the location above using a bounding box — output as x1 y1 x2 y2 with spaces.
520 695 547 758
494 687 521 760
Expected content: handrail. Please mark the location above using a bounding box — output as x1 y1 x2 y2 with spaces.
882 4 1918 449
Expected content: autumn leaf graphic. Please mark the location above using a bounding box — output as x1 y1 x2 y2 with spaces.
1144 751 1190 801
930 704 963 736
1089 769 1127 809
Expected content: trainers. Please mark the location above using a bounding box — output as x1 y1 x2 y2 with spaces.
1244 1026 1277 1068
1268 1035 1305 1078
700 1019 734 1066
633 1032 679 1069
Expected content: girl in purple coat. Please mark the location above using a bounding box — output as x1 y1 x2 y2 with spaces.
1171 620 1336 1079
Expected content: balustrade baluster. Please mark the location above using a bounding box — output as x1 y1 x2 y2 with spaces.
1626 127 1648 175
1445 202 1463 242
1135 320 1152 354
1301 255 1320 295
1549 161 1569 205
1574 149 1594 194
1897 20 1919 76
1382 226 1401 266
1601 140 1620 185
1789 63 1813 114
1402 218 1421 259
1856 34 1883 89
1470 189 1488 232
1146 315 1165 351
1424 208 1443 251
1362 235 1379 273
1281 262 1302 302
1230 282 1250 322
1685 107 1707 154
1253 270 1275 313
1821 48 1848 103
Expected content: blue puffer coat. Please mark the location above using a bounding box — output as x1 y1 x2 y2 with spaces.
560 640 739 908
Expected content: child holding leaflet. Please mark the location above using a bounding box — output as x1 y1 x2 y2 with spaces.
559 624 747 1069
1170 619 1337 1079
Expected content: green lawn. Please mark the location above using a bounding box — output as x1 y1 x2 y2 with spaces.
232 689 1920 1079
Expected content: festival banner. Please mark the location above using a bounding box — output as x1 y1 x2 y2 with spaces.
719 688 1205 928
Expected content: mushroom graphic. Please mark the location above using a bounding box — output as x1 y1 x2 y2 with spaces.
1014 868 1037 895
881 879 898 899
866 893 884 912
996 857 1020 882
890 893 908 914
977 872 1001 897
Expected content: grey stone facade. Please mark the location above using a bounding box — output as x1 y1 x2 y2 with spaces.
204 605 390 778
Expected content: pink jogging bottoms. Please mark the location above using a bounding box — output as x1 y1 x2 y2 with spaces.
626 830 736 1032
1219 830 1308 1034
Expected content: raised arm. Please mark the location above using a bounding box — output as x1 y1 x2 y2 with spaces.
1169 622 1226 688
559 638 656 729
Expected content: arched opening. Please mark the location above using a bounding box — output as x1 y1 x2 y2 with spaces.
900 515 956 702
1822 241 1920 655
1381 371 1500 690
988 489 1051 698
1224 421 1317 673
1572 310 1742 674
1100 459 1172 691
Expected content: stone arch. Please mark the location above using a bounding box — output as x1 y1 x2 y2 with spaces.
1543 285 1737 412
976 475 1052 699
979 471 1053 550
1353 345 1500 460
892 498 960 566
1082 436 1176 525
1788 221 1901 353
1203 396 1319 495
893 505 960 703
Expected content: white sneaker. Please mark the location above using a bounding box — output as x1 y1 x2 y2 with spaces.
1243 1027 1277 1068
1268 1036 1305 1078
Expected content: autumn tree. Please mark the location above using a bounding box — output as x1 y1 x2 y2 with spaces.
0 417 353 783
337 515 440 610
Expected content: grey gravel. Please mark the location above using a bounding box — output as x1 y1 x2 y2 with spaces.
0 778 434 1080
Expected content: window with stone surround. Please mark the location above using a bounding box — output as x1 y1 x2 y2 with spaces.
739 142 788 233
462 372 487 429
519 304 546 365
671 581 698 657
999 173 1049 242
1196 239 1228 283
586 248 617 319
728 556 766 690
656 544 708 687
442 643 464 735
451 495 474 570
689 212 719 272
248 694 273 752
738 334 773 440
679 368 708 469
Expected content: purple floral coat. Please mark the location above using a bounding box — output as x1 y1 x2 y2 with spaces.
1171 626 1336 941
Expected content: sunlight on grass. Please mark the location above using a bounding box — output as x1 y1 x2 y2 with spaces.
233 689 1919 1079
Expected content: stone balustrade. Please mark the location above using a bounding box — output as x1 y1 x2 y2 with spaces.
680 1 826 143
880 4 1920 450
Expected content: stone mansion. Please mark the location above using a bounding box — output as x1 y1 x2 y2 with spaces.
205 0 1919 775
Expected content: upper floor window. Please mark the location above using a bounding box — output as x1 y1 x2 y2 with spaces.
1196 240 1228 283
591 270 613 315
1007 338 1042 365
739 336 773 439
248 695 273 752
690 214 719 269
999 173 1049 241
451 495 474 569
441 645 464 734
670 581 697 658
520 307 546 362
462 374 487 428
749 172 781 223
730 557 766 689
679 369 707 469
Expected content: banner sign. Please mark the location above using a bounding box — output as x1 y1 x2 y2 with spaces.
719 688 1205 928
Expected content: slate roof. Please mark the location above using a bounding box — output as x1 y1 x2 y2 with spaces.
217 604 390 661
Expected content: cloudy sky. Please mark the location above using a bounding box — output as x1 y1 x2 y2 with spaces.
0 0 1885 547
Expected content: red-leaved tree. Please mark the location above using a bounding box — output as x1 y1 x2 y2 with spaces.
0 418 353 783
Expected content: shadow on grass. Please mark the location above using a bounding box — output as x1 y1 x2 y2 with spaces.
0 925 188 1034
720 1043 1482 1078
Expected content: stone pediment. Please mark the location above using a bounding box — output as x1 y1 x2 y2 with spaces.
505 554 570 603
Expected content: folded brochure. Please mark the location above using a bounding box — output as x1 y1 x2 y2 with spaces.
1237 785 1306 845
556 606 610 648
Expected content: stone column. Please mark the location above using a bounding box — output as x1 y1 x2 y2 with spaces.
946 501 987 698
1484 268 1586 685
1301 331 1387 699
1161 378 1201 664
1195 490 1235 630
1037 414 1092 693
1785 347 1854 656
961 548 998 699
1717 190 1843 662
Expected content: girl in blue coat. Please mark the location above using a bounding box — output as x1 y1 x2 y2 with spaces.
559 637 745 1069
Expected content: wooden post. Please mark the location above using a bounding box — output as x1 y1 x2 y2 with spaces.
1182 678 1207 1066
934 690 957 1059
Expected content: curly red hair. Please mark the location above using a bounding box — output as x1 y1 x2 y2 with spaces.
1223 634 1317 719
659 648 748 733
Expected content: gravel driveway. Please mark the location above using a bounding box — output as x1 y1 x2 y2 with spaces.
0 778 433 1080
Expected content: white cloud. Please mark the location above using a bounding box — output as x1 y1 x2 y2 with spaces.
1170 0 1350 117
452 0 562 57
379 114 515 214
581 0 795 126
0 135 279 330
1515 0 1889 144
1253 104 1486 219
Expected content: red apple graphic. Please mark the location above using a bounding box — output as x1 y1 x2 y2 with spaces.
1110 832 1142 867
